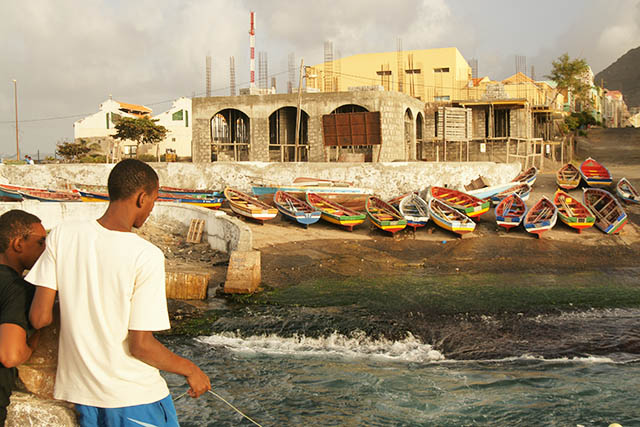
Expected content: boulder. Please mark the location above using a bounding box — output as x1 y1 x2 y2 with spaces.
6 392 77 426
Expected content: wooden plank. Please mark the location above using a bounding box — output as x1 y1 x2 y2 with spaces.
186 219 205 243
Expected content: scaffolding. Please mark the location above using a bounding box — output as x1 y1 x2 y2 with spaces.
288 52 296 93
258 51 268 90
229 56 236 96
324 40 333 92
396 38 404 93
205 55 212 97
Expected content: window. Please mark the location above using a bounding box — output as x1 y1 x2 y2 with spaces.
172 110 184 121
434 67 450 73
435 96 450 101
172 138 176 142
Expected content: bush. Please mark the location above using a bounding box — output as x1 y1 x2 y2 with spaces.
78 155 107 163
137 154 157 162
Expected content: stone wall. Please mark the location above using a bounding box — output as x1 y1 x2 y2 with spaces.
0 162 521 202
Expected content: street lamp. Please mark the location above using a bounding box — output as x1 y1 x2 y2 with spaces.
13 79 19 161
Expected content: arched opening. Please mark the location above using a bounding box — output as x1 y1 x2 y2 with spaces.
210 109 250 161
330 104 369 114
404 109 415 160
416 112 425 160
327 104 374 162
268 107 309 162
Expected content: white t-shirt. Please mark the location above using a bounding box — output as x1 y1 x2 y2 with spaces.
26 219 171 408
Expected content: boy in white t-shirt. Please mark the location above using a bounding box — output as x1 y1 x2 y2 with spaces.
28 159 210 426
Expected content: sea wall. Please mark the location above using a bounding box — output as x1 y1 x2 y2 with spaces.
0 161 522 201
0 200 251 254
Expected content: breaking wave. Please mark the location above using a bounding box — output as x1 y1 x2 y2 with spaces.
197 330 445 363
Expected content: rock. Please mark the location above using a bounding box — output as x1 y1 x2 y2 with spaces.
224 250 261 294
18 305 59 400
6 392 77 426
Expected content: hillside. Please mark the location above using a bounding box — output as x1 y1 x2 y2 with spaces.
595 46 640 107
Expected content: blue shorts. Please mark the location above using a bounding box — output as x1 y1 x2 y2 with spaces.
75 394 179 427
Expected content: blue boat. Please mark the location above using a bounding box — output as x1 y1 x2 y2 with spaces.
274 191 321 228
0 184 23 201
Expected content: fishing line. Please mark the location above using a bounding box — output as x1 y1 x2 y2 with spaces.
174 388 263 427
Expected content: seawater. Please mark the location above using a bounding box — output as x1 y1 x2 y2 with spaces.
162 332 640 426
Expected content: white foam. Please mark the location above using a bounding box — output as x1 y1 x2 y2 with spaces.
197 331 445 363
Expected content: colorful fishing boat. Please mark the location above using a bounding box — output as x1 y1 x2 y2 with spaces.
430 186 490 219
305 192 366 231
77 190 109 202
556 163 581 190
386 192 414 209
490 183 531 205
273 191 321 228
0 184 24 201
224 188 278 224
252 182 373 210
77 190 223 209
523 196 557 238
579 157 612 187
466 182 520 200
553 190 595 233
512 166 538 186
398 193 430 229
160 186 224 198
19 188 80 202
615 178 640 204
366 196 407 234
428 198 476 236
495 194 527 232
583 188 627 234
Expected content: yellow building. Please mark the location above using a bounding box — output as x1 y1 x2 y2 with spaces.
306 47 472 102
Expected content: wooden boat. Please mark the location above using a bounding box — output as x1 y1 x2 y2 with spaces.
553 190 595 233
292 177 353 187
428 198 476 235
305 192 365 231
224 188 278 224
0 183 24 201
19 188 80 202
466 182 520 200
252 182 373 210
523 196 558 238
0 183 80 202
556 163 581 190
430 186 490 219
583 188 627 234
77 190 109 202
579 157 612 187
616 178 640 204
366 196 407 234
398 193 430 229
159 186 224 198
273 191 321 228
495 194 527 232
490 183 531 205
512 166 538 186
386 192 414 208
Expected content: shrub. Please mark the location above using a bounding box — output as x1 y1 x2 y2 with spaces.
137 154 157 162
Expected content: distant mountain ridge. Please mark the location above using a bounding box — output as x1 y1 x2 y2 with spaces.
595 46 640 107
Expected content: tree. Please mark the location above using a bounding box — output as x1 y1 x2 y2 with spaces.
113 117 168 161
56 139 91 162
546 53 591 111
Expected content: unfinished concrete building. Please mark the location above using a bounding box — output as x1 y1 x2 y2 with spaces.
192 91 424 163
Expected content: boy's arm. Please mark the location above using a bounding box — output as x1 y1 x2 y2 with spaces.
128 330 211 398
0 324 37 368
29 287 57 329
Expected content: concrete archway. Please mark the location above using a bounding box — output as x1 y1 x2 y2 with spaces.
331 104 369 114
211 109 250 161
404 109 415 160
268 106 310 162
416 112 424 160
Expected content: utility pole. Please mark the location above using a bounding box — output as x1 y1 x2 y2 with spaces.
294 58 304 162
13 79 19 161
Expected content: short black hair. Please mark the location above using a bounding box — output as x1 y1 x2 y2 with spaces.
107 159 159 201
0 210 42 253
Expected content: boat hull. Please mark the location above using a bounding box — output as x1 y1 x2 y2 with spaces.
428 199 475 235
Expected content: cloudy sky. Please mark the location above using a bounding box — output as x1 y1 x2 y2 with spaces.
1 0 639 157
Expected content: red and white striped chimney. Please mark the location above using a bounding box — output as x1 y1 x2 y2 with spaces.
249 11 256 89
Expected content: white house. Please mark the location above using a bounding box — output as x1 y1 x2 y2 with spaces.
73 98 152 158
151 97 192 158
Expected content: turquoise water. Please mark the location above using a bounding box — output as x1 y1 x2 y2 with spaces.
162 333 640 426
